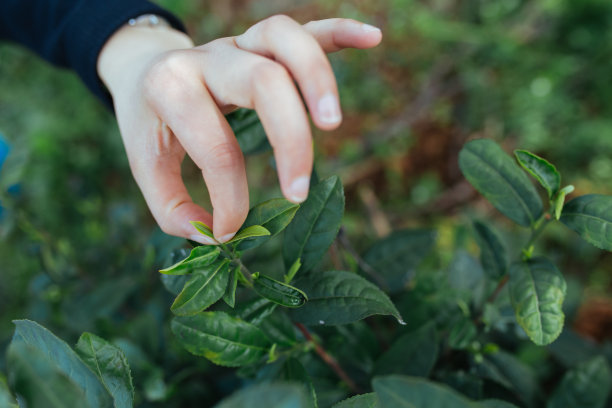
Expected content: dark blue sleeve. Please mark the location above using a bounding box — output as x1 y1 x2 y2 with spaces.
0 0 187 109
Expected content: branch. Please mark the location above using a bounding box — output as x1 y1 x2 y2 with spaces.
294 323 362 394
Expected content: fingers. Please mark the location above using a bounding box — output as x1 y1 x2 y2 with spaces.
143 51 249 242
199 43 313 203
235 15 342 131
302 18 383 52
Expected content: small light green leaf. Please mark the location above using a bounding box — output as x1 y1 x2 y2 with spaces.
214 382 309 408
373 324 438 377
332 393 379 408
459 139 543 227
283 175 345 274
0 375 18 408
8 320 113 408
279 358 318 407
223 266 240 308
372 375 478 408
171 261 231 316
553 185 574 220
514 150 561 199
236 297 278 325
362 229 437 292
560 194 612 251
238 199 300 250
290 271 403 325
160 246 221 275
508 258 567 345
227 225 271 244
75 333 134 408
547 355 611 408
285 258 302 283
473 221 507 279
190 221 215 239
172 312 272 367
253 274 308 308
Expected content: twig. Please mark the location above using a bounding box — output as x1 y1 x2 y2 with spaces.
486 275 509 305
357 185 392 238
294 323 362 394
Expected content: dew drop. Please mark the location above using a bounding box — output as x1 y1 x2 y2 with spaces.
319 320 325 325
398 318 407 326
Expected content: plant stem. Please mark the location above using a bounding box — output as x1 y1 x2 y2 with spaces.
294 323 362 394
523 215 552 253
486 275 509 305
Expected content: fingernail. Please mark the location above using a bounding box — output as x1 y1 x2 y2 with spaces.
215 232 236 244
318 92 342 125
362 23 381 33
189 234 217 245
288 176 310 203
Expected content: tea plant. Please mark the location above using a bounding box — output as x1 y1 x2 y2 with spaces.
2 115 612 407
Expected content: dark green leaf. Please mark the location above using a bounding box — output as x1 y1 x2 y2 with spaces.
332 393 379 408
279 358 318 407
560 194 612 251
362 229 437 292
8 342 93 408
481 400 520 408
227 108 272 155
372 376 478 408
514 150 561 199
171 260 231 316
283 175 345 274
473 221 507 279
479 351 539 407
8 320 113 408
547 355 611 408
223 266 239 308
290 271 403 325
236 297 278 325
459 139 543 227
259 311 297 347
0 375 18 408
215 382 309 408
253 273 308 308
373 323 438 377
508 258 566 345
75 333 134 408
172 312 271 367
160 246 221 275
160 274 189 296
227 225 270 244
238 198 300 250
448 317 478 350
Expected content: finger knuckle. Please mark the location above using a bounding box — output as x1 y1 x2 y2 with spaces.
143 52 190 98
204 142 242 174
250 61 290 88
264 14 295 29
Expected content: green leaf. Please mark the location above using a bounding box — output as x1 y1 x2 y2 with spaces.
236 297 278 325
160 246 221 275
481 400 520 408
279 358 318 407
283 175 345 274
8 342 93 408
227 225 271 244
448 317 478 350
560 194 612 251
172 312 271 367
509 258 566 345
190 220 215 239
223 266 239 308
227 108 272 155
285 258 302 283
215 382 309 408
372 376 478 408
259 311 297 347
8 320 113 408
373 323 438 377
290 271 404 325
171 260 231 316
332 393 379 408
75 333 134 408
362 229 437 292
547 355 611 408
459 139 543 227
253 274 308 308
553 185 574 220
514 150 561 199
238 198 300 250
473 221 507 279
0 375 18 408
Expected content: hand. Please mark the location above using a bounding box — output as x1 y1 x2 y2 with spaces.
97 16 382 244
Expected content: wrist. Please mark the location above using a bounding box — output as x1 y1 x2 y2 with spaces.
97 23 194 95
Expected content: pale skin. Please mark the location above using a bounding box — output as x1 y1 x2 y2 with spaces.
97 15 382 245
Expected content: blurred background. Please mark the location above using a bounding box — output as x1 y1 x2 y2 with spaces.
1 0 612 405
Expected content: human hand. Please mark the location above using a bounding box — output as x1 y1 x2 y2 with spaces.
97 16 382 244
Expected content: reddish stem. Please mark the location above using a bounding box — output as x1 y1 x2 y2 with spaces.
294 323 361 394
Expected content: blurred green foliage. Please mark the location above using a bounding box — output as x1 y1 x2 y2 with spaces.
1 0 612 406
